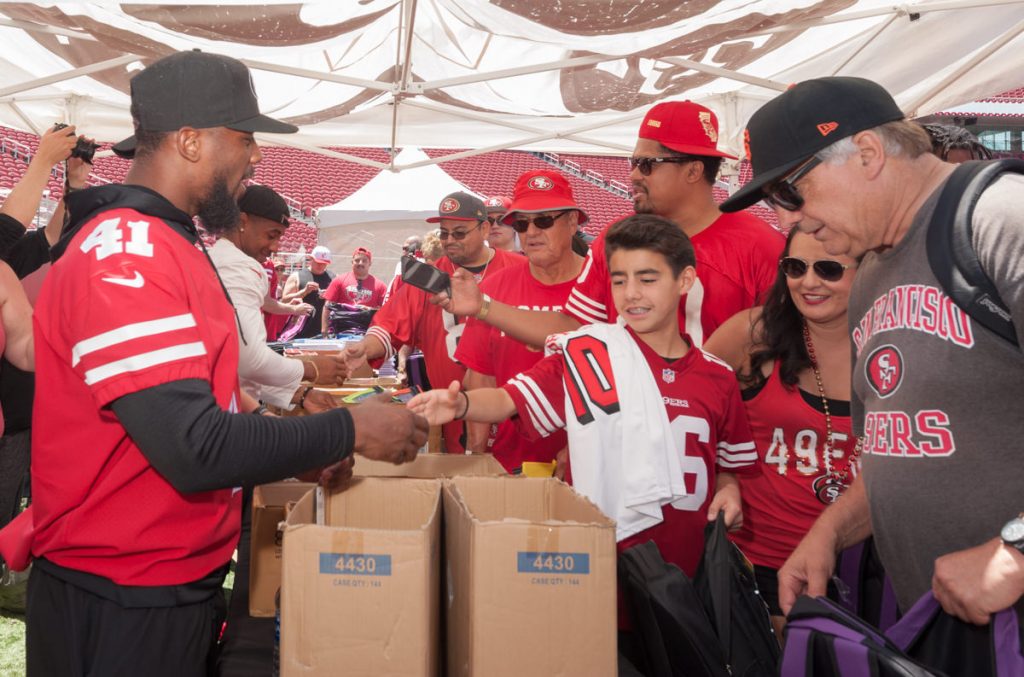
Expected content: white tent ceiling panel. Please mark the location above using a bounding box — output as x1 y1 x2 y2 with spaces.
0 1 1016 166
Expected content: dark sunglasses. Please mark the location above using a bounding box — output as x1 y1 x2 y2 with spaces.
437 222 482 240
780 256 851 282
486 215 506 225
629 156 698 176
511 210 569 233
764 156 822 211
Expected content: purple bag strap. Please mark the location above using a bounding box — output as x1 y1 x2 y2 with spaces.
888 591 1024 677
781 617 872 677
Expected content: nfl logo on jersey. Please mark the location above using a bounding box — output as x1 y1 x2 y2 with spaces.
661 368 675 384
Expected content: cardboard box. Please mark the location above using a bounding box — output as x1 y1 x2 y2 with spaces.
354 452 506 479
443 477 617 677
248 481 315 617
281 478 442 676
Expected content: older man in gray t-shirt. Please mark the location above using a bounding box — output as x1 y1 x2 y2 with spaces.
721 76 1024 625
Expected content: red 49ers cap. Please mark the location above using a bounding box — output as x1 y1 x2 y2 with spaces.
112 50 297 159
638 101 736 159
484 196 512 213
720 77 904 213
426 191 487 223
501 170 589 225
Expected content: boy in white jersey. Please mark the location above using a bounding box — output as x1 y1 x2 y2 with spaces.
408 214 757 598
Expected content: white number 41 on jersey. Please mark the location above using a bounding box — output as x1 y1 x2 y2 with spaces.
80 217 154 260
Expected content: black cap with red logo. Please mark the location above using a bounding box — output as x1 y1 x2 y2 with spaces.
720 77 905 213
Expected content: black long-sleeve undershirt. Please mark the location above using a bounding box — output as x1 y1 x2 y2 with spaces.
111 379 354 494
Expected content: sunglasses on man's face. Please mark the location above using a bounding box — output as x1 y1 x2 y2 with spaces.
437 222 482 240
780 256 851 282
486 215 507 226
628 156 698 176
764 156 822 212
511 210 569 233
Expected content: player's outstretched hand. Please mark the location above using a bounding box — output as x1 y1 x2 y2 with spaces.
778 526 839 616
311 353 348 386
406 381 462 426
431 268 483 318
349 393 428 464
300 388 339 414
343 340 369 374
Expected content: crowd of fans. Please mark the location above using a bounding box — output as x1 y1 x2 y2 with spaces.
0 49 1018 677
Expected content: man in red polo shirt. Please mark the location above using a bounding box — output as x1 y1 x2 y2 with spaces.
436 101 783 348
456 171 584 472
5 51 425 675
344 191 525 452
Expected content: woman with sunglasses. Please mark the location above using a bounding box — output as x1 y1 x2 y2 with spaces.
704 228 860 635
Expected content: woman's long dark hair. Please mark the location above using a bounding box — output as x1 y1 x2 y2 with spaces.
742 228 811 390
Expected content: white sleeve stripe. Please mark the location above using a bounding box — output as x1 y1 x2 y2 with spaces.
507 380 553 438
365 326 395 360
717 450 759 463
716 458 757 469
717 441 757 452
83 342 207 386
517 374 565 429
569 288 607 312
508 376 557 434
71 313 197 367
565 300 606 325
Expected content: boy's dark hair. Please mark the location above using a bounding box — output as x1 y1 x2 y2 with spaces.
604 214 695 277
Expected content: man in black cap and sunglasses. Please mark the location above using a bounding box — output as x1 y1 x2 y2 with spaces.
722 76 1024 633
454 169 586 471
345 190 525 453
435 100 782 351
7 50 427 675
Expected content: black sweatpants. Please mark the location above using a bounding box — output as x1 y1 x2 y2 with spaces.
26 564 224 677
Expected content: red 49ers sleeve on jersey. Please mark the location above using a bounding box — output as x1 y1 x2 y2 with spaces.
702 352 759 475
563 234 611 325
367 280 425 360
501 353 567 440
52 211 217 409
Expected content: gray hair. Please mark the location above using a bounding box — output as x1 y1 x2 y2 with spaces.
816 120 932 165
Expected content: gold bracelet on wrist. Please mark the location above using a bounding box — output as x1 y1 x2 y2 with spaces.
476 294 492 321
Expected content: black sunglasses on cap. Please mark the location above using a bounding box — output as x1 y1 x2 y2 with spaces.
629 156 699 176
780 256 851 282
764 156 822 212
511 210 570 233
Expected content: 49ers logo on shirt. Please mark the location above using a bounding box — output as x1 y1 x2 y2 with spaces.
528 176 554 190
866 345 903 398
440 197 460 213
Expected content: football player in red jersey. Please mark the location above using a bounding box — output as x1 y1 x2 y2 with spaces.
434 100 783 348
409 214 757 632
5 51 426 676
704 228 859 635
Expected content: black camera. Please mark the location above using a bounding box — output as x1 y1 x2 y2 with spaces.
53 123 99 164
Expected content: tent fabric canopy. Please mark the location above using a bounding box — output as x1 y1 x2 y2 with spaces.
0 1 1021 172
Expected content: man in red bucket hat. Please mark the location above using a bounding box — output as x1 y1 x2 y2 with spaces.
434 101 782 350
456 170 588 473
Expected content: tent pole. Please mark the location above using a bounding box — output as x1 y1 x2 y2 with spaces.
241 59 393 92
756 0 1022 35
658 57 788 92
0 54 138 98
412 54 618 92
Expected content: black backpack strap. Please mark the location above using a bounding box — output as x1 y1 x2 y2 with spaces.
926 159 1024 347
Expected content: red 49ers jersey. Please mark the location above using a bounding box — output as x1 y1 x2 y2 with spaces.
730 361 859 569
564 212 783 346
455 265 574 472
369 248 524 452
31 200 243 586
502 328 757 579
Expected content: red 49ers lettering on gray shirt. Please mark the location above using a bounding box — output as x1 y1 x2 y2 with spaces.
849 174 1024 612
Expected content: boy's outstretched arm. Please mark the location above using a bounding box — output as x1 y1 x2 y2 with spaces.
407 380 517 427
707 472 743 530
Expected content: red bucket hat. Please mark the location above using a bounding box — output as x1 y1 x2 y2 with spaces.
638 101 737 159
501 170 589 225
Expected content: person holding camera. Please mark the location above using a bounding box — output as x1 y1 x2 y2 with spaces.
344 191 525 453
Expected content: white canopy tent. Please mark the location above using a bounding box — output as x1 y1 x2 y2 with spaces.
0 1 1019 174
316 146 475 277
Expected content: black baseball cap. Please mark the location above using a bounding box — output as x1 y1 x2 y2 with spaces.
720 77 905 213
425 191 487 223
238 184 291 226
112 50 297 159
